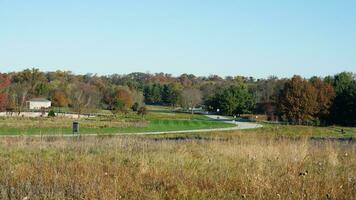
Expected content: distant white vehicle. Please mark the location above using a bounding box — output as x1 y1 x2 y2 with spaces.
26 98 52 110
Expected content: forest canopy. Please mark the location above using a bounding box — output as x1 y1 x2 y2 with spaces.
0 69 355 126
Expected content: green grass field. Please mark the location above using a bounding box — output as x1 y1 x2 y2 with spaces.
248 123 356 139
0 111 233 135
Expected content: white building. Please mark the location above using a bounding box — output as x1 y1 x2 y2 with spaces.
26 98 52 110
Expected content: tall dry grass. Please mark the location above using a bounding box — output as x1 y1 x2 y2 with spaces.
0 134 354 199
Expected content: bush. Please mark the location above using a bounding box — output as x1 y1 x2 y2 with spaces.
131 102 139 111
48 110 56 117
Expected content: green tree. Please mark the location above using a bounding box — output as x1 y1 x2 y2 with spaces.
333 72 354 94
331 80 356 125
205 84 255 116
162 83 181 107
143 83 163 104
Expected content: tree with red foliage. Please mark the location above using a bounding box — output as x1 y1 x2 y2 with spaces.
278 76 318 124
0 74 10 111
310 77 336 120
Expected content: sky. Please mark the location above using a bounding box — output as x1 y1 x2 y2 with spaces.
0 0 355 78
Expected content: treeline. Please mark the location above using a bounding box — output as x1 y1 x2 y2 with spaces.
0 68 355 126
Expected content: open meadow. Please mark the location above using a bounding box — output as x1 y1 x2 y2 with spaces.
0 126 355 199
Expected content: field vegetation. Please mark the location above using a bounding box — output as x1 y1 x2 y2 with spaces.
0 130 354 199
0 111 233 135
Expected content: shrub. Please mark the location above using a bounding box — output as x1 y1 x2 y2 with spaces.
131 102 139 111
48 110 56 117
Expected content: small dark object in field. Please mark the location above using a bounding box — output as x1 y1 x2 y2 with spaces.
299 170 308 177
326 193 331 199
48 110 56 117
340 129 345 134
73 121 80 134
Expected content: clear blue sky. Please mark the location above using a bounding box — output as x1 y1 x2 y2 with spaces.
0 0 355 78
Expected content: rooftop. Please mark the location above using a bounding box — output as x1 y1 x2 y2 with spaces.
28 98 51 102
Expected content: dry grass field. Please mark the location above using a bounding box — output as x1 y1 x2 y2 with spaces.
0 131 354 199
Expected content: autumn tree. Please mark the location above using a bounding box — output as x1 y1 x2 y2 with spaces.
180 88 202 114
113 86 133 112
7 83 30 113
0 74 10 111
11 68 48 98
69 82 100 116
104 86 134 113
278 76 318 124
52 90 69 108
131 90 144 110
310 77 335 121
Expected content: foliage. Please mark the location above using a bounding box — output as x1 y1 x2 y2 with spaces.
1 68 355 125
310 77 335 120
48 110 56 117
278 76 318 124
69 82 99 114
52 90 69 107
205 84 255 116
332 72 354 94
115 86 133 110
0 74 10 111
131 102 139 111
331 80 356 126
180 88 202 113
137 106 147 119
144 83 163 104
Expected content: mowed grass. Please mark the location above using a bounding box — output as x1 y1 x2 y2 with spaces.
245 123 356 139
0 112 233 135
0 133 354 199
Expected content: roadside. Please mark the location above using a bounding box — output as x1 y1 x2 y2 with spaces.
205 115 263 129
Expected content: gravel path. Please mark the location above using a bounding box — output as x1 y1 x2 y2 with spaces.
205 115 263 129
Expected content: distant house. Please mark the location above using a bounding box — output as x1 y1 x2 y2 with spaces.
26 98 52 110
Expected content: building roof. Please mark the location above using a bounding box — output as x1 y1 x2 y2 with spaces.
28 98 51 102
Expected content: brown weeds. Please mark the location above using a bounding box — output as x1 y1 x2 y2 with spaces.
0 134 354 199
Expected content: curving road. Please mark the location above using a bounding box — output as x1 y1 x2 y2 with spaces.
204 115 263 129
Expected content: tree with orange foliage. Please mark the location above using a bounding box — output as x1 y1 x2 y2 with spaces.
278 76 318 124
310 77 336 121
111 87 133 113
52 90 69 107
0 74 10 111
